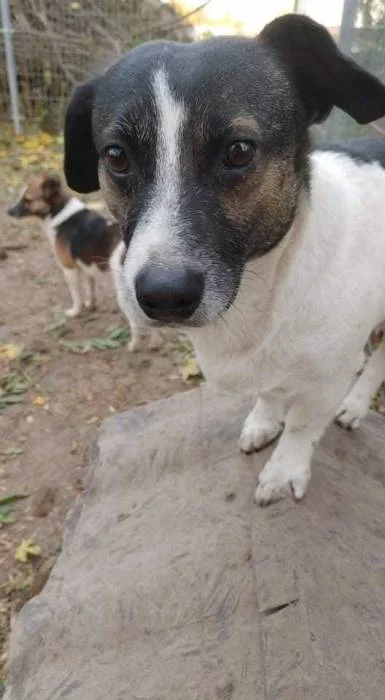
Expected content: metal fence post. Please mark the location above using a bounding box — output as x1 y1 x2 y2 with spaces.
325 0 359 141
339 0 359 55
1 0 22 133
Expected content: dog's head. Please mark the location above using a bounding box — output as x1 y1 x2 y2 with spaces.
64 14 385 328
8 174 65 219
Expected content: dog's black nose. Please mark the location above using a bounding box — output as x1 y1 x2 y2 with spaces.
135 267 204 322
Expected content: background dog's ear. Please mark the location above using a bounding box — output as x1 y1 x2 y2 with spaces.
42 174 62 201
41 174 63 205
64 80 100 193
260 14 385 125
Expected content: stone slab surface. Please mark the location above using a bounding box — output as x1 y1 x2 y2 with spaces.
4 387 385 699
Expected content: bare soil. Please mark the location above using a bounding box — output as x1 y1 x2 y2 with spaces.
0 152 196 682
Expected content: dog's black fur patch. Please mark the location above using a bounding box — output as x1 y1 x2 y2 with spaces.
58 210 120 268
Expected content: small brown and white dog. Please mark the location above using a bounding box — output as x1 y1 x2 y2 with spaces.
7 173 161 351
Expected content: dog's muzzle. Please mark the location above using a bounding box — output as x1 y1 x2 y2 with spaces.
7 202 28 218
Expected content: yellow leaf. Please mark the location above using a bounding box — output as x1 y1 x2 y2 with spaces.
0 343 23 360
21 136 41 151
181 357 202 382
33 395 47 407
15 538 41 563
39 132 53 146
19 153 41 167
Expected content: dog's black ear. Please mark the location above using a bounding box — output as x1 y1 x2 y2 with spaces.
64 80 100 193
260 14 385 125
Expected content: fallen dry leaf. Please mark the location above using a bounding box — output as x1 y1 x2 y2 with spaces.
181 357 202 382
32 395 47 407
0 343 23 361
39 132 54 147
20 136 41 151
15 538 41 563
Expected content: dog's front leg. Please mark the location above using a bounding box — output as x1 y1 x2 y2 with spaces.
239 390 285 453
254 384 349 506
83 272 96 310
336 336 385 429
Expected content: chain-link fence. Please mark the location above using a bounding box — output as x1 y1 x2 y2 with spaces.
316 0 385 141
0 0 199 134
2 0 385 140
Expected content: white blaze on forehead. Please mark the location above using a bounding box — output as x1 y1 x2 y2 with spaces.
124 68 186 271
153 68 186 211
121 67 188 315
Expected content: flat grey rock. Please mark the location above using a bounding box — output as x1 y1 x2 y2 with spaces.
4 387 385 699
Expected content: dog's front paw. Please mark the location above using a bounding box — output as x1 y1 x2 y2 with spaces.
239 414 283 453
65 306 82 319
335 396 366 430
254 457 311 507
84 299 96 311
127 338 139 352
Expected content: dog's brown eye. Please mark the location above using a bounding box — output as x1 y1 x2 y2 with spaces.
104 145 130 173
223 141 256 168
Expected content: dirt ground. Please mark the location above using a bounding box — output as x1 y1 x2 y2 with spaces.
0 136 200 687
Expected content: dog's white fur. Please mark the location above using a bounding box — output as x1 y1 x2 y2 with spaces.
187 151 385 504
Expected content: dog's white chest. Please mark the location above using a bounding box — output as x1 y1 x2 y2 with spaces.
41 197 86 249
191 330 291 395
41 219 57 247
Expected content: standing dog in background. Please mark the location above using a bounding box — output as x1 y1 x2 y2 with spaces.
64 14 385 504
8 174 161 351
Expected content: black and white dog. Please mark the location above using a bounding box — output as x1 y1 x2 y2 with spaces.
64 14 385 505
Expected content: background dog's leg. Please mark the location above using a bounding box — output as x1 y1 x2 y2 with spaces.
148 330 163 351
127 322 141 352
336 338 385 429
83 271 96 310
62 268 82 318
254 378 353 506
239 391 284 453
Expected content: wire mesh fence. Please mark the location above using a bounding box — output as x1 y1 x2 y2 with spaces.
2 0 385 139
319 0 385 141
0 0 196 134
